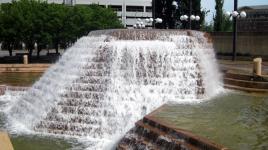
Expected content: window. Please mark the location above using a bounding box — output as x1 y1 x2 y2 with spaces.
109 5 122 12
126 6 144 12
146 6 152 12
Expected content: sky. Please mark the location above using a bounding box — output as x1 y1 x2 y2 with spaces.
201 0 268 23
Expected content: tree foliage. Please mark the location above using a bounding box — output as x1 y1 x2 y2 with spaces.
0 0 122 57
155 0 204 30
214 0 232 31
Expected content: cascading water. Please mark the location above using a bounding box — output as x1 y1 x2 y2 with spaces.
4 30 223 149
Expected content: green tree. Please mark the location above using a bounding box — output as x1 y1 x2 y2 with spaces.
88 5 122 30
45 3 70 54
0 3 21 56
213 0 232 32
0 0 123 58
222 15 232 31
214 0 224 31
11 0 42 57
201 22 214 32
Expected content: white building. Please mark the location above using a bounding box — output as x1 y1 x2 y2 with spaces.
0 0 153 27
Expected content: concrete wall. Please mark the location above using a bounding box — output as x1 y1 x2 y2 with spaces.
210 32 268 57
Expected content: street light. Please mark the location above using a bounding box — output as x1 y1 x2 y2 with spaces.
225 7 247 61
22 43 26 50
225 11 246 19
180 15 200 21
155 18 163 23
171 1 179 28
172 1 178 9
195 16 200 21
133 18 162 29
34 42 38 50
180 14 200 29
179 0 200 29
240 11 247 18
190 15 196 21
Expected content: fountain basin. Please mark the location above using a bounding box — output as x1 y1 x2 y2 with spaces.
117 105 227 150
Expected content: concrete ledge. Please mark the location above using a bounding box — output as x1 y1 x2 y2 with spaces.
0 85 29 96
224 78 268 89
224 84 268 93
0 64 51 73
0 132 14 150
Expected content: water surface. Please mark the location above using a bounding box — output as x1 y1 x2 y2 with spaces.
154 92 268 150
0 72 42 86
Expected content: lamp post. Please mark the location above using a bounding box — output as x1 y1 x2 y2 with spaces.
172 1 178 9
179 0 200 30
152 0 156 28
189 0 192 29
225 0 247 61
133 18 162 29
233 0 238 61
172 1 179 28
180 15 200 29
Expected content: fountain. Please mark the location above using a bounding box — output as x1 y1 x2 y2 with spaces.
4 29 222 149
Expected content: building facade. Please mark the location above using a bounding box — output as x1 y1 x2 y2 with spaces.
0 0 153 28
238 5 268 32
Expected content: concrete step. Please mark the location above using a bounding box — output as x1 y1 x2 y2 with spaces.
224 72 253 81
224 77 268 89
135 120 199 150
224 84 268 93
224 72 268 82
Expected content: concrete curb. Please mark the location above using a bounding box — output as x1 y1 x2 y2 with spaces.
0 64 51 73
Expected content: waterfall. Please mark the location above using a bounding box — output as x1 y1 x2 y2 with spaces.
6 29 223 149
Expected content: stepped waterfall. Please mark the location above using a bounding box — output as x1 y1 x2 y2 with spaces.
6 30 222 149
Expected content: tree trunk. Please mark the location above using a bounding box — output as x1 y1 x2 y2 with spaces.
37 46 42 58
54 42 59 54
56 44 59 54
8 48 12 56
28 48 33 64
